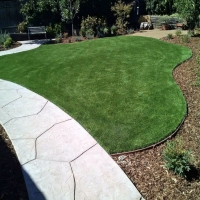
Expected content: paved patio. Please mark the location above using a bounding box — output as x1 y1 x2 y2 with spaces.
0 40 143 199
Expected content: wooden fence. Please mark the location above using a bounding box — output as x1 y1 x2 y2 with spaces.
0 1 22 33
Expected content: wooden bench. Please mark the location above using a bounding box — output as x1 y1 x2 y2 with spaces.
28 26 47 40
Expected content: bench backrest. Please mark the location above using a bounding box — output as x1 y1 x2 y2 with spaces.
28 26 46 34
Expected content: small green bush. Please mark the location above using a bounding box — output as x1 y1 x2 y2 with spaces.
63 32 68 39
0 30 10 45
175 29 182 36
167 33 173 40
3 37 13 48
80 16 97 37
127 28 134 34
17 21 28 33
55 34 62 43
162 138 193 177
110 25 118 35
181 34 190 43
46 24 61 39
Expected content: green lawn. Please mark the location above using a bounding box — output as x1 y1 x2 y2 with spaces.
0 36 191 153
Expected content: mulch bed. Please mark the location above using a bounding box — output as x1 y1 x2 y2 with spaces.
0 35 199 199
0 42 21 51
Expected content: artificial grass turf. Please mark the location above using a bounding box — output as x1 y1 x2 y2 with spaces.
0 36 192 153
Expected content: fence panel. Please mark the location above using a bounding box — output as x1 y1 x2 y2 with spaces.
0 1 22 32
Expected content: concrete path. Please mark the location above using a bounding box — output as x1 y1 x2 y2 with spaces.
0 41 143 199
0 39 48 56
129 29 188 39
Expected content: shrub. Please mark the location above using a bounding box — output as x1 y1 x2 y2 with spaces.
55 34 62 43
17 21 28 33
80 16 97 37
181 34 190 43
110 25 118 35
3 37 13 48
175 29 182 36
167 33 173 40
46 25 55 38
127 28 134 34
46 24 61 39
63 32 69 39
162 138 193 177
0 30 10 45
111 0 134 35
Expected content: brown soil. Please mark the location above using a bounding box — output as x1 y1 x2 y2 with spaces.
0 35 199 199
0 42 21 51
112 36 200 199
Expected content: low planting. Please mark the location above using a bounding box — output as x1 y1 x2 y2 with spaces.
0 36 191 153
162 138 193 177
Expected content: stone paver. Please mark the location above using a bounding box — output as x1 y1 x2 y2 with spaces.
0 39 145 199
0 79 143 200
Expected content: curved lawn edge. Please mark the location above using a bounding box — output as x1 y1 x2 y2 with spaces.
111 50 193 156
0 36 193 154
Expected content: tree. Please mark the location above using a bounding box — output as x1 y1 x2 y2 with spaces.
174 0 200 32
19 0 84 34
145 0 175 15
59 0 81 35
111 0 134 35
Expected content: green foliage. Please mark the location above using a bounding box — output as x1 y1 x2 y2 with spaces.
162 138 193 177
175 29 182 36
127 28 134 34
17 21 28 33
59 0 81 23
174 0 200 31
19 0 84 27
80 16 97 36
167 33 173 40
63 32 69 38
145 0 176 15
111 0 133 35
55 34 62 43
3 37 13 49
0 31 10 45
46 24 61 38
181 34 191 43
110 25 117 35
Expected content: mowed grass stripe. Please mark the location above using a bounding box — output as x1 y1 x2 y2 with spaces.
0 36 192 153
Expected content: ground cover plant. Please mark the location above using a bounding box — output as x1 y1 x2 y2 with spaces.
0 36 191 153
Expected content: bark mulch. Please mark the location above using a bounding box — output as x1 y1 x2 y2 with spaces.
112 36 200 200
0 35 199 200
